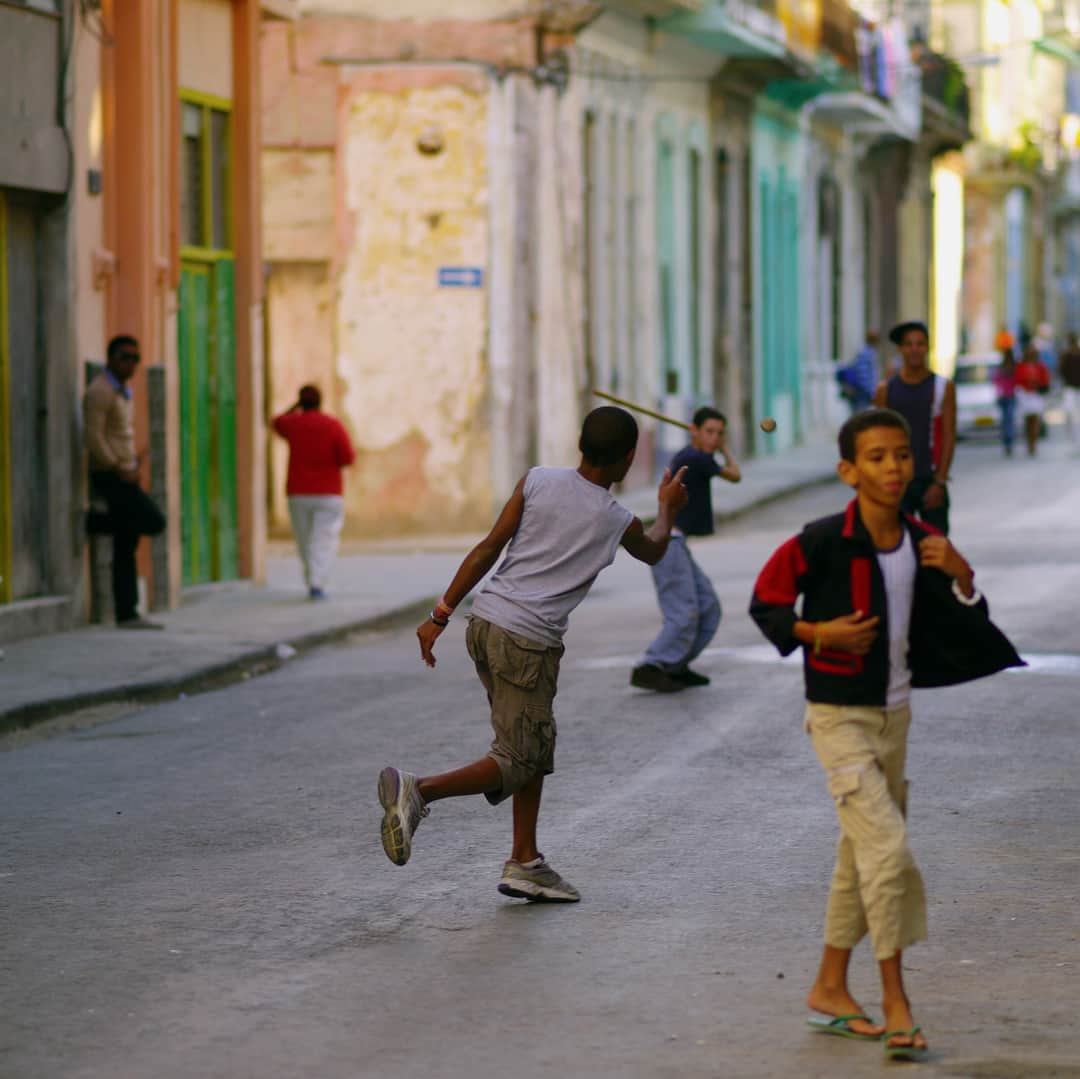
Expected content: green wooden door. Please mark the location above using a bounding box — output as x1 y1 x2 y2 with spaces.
179 258 238 586
178 91 238 587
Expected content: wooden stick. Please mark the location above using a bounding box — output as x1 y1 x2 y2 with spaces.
592 389 691 431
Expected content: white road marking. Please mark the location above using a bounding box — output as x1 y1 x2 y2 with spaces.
573 644 782 670
574 646 1080 676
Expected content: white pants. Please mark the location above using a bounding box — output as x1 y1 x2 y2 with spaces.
287 495 345 591
1064 387 1080 442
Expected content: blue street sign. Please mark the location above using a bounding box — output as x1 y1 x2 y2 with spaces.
438 266 484 288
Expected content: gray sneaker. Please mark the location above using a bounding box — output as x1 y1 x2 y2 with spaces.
498 856 581 902
378 766 429 866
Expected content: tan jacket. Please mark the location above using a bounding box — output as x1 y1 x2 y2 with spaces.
84 372 137 472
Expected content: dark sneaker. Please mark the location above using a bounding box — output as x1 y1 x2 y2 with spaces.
498 856 580 902
378 766 428 866
116 616 164 630
309 588 327 600
630 663 686 693
670 667 711 687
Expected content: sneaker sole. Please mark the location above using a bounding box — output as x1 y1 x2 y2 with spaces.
497 881 580 903
377 767 411 867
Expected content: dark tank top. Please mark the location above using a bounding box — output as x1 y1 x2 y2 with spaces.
886 374 935 477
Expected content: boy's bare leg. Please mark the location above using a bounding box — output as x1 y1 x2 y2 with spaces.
510 775 543 864
806 945 885 1037
418 757 502 802
880 951 928 1050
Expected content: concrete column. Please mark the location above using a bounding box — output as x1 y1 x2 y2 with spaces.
488 74 537 498
535 83 585 467
231 0 265 583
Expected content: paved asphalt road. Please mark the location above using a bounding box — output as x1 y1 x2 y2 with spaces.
3 438 1079 1079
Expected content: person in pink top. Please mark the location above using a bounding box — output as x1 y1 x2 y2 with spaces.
272 385 356 599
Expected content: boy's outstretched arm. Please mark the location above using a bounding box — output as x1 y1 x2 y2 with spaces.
416 476 526 667
620 466 688 566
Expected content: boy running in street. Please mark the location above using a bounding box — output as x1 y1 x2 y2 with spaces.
749 408 1022 1060
377 407 688 902
631 407 741 693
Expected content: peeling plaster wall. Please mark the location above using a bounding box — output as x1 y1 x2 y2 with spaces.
336 74 493 534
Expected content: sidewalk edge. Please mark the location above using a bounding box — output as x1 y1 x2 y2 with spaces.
0 596 436 736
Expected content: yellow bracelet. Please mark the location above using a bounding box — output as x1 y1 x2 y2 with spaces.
813 627 823 655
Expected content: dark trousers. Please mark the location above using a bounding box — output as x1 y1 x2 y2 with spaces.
90 472 167 622
901 474 949 536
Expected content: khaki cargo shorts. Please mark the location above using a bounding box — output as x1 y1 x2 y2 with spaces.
466 616 564 805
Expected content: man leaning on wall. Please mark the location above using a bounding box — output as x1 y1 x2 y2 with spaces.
84 335 167 629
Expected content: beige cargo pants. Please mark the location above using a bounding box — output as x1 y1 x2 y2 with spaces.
805 702 927 961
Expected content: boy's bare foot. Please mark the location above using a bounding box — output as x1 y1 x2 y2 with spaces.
882 999 928 1053
806 987 884 1038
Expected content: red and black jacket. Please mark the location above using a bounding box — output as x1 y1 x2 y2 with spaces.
749 501 1024 706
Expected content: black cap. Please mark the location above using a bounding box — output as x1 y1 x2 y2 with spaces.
888 320 929 345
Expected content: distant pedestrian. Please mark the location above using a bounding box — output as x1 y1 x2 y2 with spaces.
83 335 167 629
1033 322 1056 377
749 408 1022 1062
1014 345 1051 457
631 406 741 693
377 407 688 902
873 321 956 535
993 348 1018 457
272 386 355 600
835 331 879 413
994 326 1015 352
1058 332 1080 443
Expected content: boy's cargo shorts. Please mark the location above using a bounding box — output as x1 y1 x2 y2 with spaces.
466 616 564 805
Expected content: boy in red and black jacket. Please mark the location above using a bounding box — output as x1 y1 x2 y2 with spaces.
749 408 1022 1061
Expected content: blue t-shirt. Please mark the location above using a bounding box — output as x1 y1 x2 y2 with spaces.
670 445 722 535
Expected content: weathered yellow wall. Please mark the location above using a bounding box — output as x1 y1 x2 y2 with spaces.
336 76 492 535
266 263 336 533
299 0 529 19
262 149 336 261
179 0 233 100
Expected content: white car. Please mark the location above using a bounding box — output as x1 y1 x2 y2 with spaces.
954 353 1001 439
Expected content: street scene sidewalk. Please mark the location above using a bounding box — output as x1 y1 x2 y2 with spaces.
0 438 839 732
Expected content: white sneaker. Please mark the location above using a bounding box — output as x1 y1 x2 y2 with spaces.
378 766 428 866
498 856 580 902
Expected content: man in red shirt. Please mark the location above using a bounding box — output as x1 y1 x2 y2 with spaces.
272 385 356 599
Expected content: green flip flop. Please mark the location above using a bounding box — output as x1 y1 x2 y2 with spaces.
883 1026 928 1061
806 1013 882 1042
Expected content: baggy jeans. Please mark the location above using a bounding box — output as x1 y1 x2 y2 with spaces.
805 702 927 961
642 535 721 672
90 471 167 623
287 495 345 591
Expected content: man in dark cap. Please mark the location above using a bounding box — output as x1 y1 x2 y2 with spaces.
872 321 956 534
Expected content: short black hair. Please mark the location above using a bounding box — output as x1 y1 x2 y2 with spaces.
579 406 638 466
298 384 321 410
838 408 911 463
107 335 139 362
888 320 929 345
692 406 727 428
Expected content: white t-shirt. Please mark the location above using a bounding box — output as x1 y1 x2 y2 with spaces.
471 468 635 646
876 532 917 708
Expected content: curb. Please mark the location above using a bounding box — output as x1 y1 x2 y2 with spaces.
0 596 436 736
